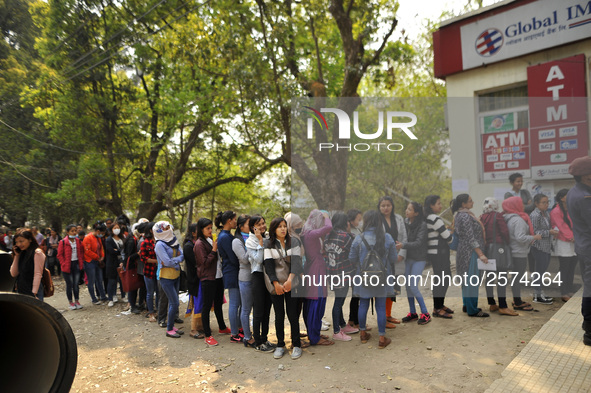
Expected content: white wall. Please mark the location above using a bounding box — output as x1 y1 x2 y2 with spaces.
445 40 591 215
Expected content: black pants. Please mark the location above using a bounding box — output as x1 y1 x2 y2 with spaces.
200 278 227 337
349 297 359 325
251 272 272 346
430 250 451 310
157 281 179 323
559 256 579 296
580 254 591 323
271 291 301 348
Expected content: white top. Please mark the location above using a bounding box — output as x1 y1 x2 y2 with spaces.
70 238 78 261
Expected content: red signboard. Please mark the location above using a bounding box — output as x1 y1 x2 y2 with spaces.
482 129 530 180
527 54 588 179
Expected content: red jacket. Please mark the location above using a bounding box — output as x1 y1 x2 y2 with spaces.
57 237 85 273
82 234 104 262
481 211 510 246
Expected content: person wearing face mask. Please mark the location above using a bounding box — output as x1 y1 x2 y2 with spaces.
139 222 159 322
57 224 86 310
83 223 108 305
105 223 125 307
154 221 185 338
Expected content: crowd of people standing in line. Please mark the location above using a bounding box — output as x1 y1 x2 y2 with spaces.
5 159 591 355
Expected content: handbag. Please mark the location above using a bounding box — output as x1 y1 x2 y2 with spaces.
449 232 459 251
41 268 54 297
263 244 291 295
485 212 512 270
117 255 145 292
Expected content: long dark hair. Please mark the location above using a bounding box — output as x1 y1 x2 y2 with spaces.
408 201 424 223
234 215 250 244
553 188 571 229
184 223 198 244
249 216 265 234
13 228 40 252
196 218 213 241
331 212 349 232
268 217 290 248
362 210 386 256
451 194 470 214
377 196 398 241
424 195 440 217
214 210 236 229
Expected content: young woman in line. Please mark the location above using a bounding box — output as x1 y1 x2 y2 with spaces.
452 194 489 317
502 196 541 312
480 197 517 316
378 196 406 327
184 223 204 338
105 222 125 307
153 221 184 338
215 210 243 343
550 189 578 302
246 215 276 352
264 217 304 359
324 212 358 340
234 215 257 347
57 224 86 310
345 209 367 330
530 194 559 304
82 223 108 304
349 210 397 348
140 222 159 322
194 218 230 346
424 195 455 318
397 202 430 325
301 209 334 346
46 228 61 276
10 228 46 300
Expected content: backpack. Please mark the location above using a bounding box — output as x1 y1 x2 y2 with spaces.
359 235 386 286
42 268 54 297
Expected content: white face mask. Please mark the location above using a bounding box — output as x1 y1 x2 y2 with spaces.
68 235 77 239
113 229 121 236
357 221 363 229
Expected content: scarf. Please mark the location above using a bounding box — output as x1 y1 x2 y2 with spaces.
285 212 304 243
245 232 260 250
482 197 500 214
502 196 535 235
153 220 179 248
457 207 486 237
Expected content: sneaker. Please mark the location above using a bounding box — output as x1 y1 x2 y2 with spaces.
401 312 418 323
108 301 114 307
273 346 285 359
219 327 232 334
166 330 180 338
333 331 352 341
533 294 553 304
230 335 242 343
75 301 83 309
205 336 219 346
321 322 330 331
322 318 331 326
291 347 302 360
172 327 184 335
112 296 118 303
159 321 167 328
256 343 275 352
341 324 359 334
417 313 431 325
541 292 554 301
131 307 141 314
92 300 102 305
265 340 277 348
174 318 184 324
69 302 76 310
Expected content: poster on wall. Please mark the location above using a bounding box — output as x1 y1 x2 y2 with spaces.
482 113 516 133
528 54 588 180
482 128 530 181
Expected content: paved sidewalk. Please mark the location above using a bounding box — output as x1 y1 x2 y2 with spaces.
486 290 591 393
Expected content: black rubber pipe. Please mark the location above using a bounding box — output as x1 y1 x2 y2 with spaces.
0 252 78 393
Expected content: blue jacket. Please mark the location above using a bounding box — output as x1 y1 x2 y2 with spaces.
348 228 397 298
218 230 239 289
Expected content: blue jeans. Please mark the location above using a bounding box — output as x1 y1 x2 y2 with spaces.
239 280 253 340
531 247 551 296
405 259 428 314
107 277 119 301
160 277 180 331
144 276 159 313
84 260 106 302
227 287 242 336
359 297 387 335
462 252 481 315
62 261 81 303
332 286 348 334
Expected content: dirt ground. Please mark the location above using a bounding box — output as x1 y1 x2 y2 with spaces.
45 262 573 393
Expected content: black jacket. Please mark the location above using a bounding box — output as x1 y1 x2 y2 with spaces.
183 239 199 296
403 219 428 261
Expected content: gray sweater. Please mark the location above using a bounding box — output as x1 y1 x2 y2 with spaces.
504 213 535 258
232 238 251 282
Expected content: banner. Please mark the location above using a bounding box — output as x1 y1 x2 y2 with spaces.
482 129 530 181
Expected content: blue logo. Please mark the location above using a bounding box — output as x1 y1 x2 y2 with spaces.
513 152 525 159
560 139 578 150
476 29 503 57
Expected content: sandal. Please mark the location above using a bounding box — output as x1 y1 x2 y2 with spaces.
320 334 329 340
468 311 490 318
300 341 310 348
513 302 534 311
442 306 455 314
190 332 204 339
433 309 453 319
315 338 335 346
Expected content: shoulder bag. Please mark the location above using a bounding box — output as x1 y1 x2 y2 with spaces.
486 213 512 270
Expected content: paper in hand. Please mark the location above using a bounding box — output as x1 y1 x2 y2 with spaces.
478 258 497 271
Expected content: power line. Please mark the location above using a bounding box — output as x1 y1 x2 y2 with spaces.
0 152 54 189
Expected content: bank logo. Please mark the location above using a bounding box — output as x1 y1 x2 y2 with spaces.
476 28 503 57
